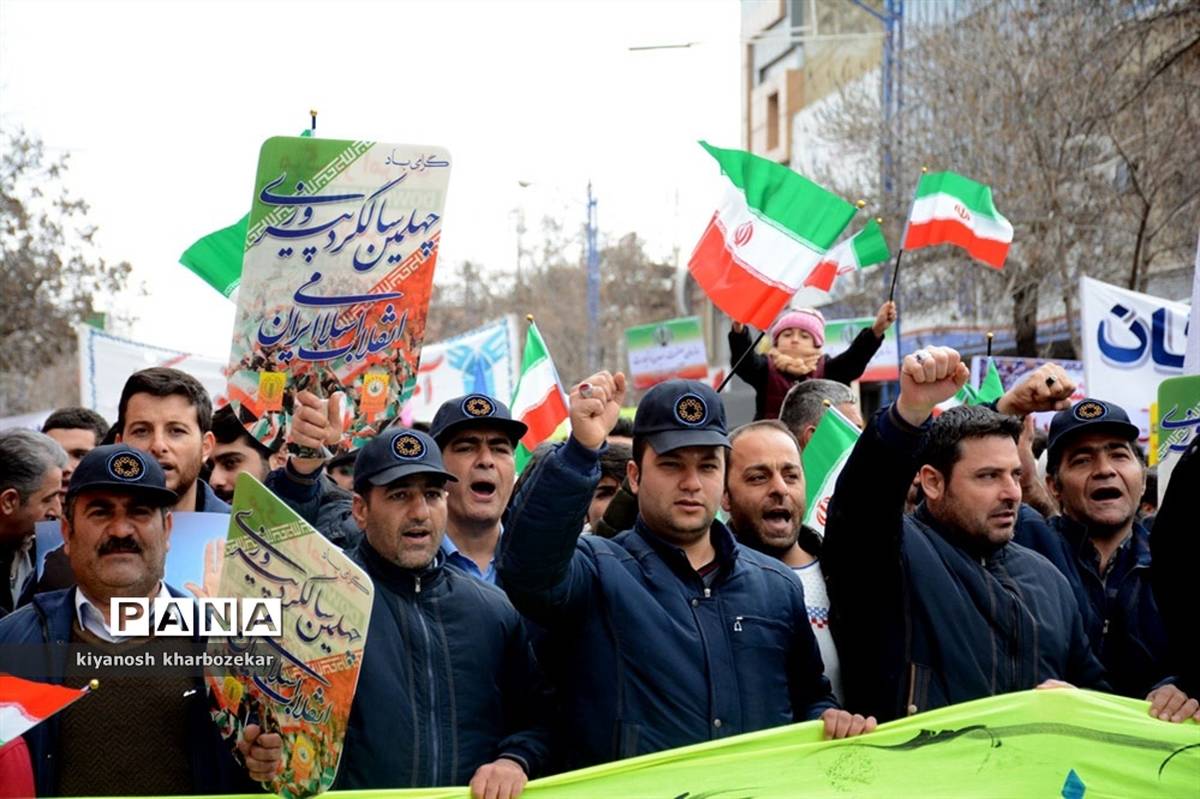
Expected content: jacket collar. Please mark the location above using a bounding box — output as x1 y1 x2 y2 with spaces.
353 538 446 596
1053 513 1151 568
913 502 1010 563
632 515 740 580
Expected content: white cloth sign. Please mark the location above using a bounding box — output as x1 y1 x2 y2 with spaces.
1079 276 1190 442
77 325 227 426
406 317 520 423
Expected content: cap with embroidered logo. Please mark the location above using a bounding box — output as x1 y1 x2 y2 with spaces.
633 379 730 454
354 428 458 494
66 444 178 507
428 394 528 448
1046 398 1140 471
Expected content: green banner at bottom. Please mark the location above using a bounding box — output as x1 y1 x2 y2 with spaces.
157 689 1200 799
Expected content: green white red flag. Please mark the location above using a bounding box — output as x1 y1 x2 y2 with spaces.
688 141 857 329
903 171 1012 269
801 405 861 537
512 320 569 472
803 219 891 292
0 675 90 745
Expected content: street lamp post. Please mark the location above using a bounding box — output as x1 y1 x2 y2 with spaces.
586 181 600 373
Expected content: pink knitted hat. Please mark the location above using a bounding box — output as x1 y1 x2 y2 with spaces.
770 309 825 347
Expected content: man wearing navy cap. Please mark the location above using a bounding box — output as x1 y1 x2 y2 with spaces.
428 394 528 584
0 444 282 796
498 373 871 771
1012 398 1187 712
336 427 549 794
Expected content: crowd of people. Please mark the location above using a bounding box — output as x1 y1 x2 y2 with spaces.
0 306 1196 798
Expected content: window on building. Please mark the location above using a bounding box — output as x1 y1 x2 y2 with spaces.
767 91 780 150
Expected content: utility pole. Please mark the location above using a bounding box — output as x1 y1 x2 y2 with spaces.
586 181 600 372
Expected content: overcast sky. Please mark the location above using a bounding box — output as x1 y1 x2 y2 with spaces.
0 0 741 358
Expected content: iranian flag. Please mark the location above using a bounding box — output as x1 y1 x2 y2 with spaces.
956 358 1005 405
0 675 90 744
511 320 569 472
903 171 1013 269
689 142 857 329
802 219 891 292
802 406 861 537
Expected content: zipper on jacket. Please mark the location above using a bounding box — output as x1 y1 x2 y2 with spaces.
414 598 439 783
415 575 422 594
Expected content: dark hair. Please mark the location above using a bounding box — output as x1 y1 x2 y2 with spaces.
1141 466 1157 511
610 417 635 439
118 367 213 433
42 407 110 444
212 405 273 458
919 405 1022 479
599 441 632 483
0 429 67 502
779 379 855 439
632 435 648 469
1030 426 1049 460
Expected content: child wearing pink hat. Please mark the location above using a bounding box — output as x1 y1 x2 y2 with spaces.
728 300 896 420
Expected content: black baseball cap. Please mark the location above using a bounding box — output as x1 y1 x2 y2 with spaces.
428 394 528 448
1046 398 1140 470
353 428 458 494
633 379 730 454
66 444 178 507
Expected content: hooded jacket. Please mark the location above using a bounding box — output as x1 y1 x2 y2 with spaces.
334 541 551 789
497 437 837 771
822 406 1109 722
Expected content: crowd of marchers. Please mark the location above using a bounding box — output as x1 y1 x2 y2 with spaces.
0 307 1196 799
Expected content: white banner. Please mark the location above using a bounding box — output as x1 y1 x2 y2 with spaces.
77 325 227 427
406 317 520 423
1079 276 1190 442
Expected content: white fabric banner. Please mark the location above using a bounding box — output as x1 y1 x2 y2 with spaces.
406 317 520 423
1079 276 1190 442
77 325 227 426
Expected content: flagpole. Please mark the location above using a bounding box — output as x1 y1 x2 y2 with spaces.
717 330 765 393
310 109 317 132
888 166 928 305
986 331 994 359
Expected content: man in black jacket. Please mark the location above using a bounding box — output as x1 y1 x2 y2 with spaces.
335 427 550 795
499 374 873 772
823 346 1110 722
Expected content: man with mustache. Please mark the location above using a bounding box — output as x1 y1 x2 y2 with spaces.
823 346 1114 722
0 430 65 616
336 427 549 794
722 420 841 701
499 376 873 771
0 444 281 795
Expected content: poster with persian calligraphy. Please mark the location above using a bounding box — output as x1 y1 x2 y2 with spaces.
206 473 373 798
225 137 451 450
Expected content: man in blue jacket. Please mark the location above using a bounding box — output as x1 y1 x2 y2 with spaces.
335 427 550 794
1016 398 1178 702
0 444 280 796
498 373 873 771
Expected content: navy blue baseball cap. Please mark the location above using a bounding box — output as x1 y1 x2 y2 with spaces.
633 379 730 454
66 444 178 507
428 394 528 447
1046 398 1140 470
353 428 457 494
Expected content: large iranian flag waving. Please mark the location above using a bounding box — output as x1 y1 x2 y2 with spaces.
802 405 861 537
1 675 90 745
903 171 1013 269
511 320 569 472
802 219 891 292
689 142 857 329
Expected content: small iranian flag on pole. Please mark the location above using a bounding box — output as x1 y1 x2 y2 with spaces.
802 219 891 292
903 171 1013 269
511 320 569 472
0 675 91 745
802 405 861 537
956 358 1005 405
689 141 857 329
